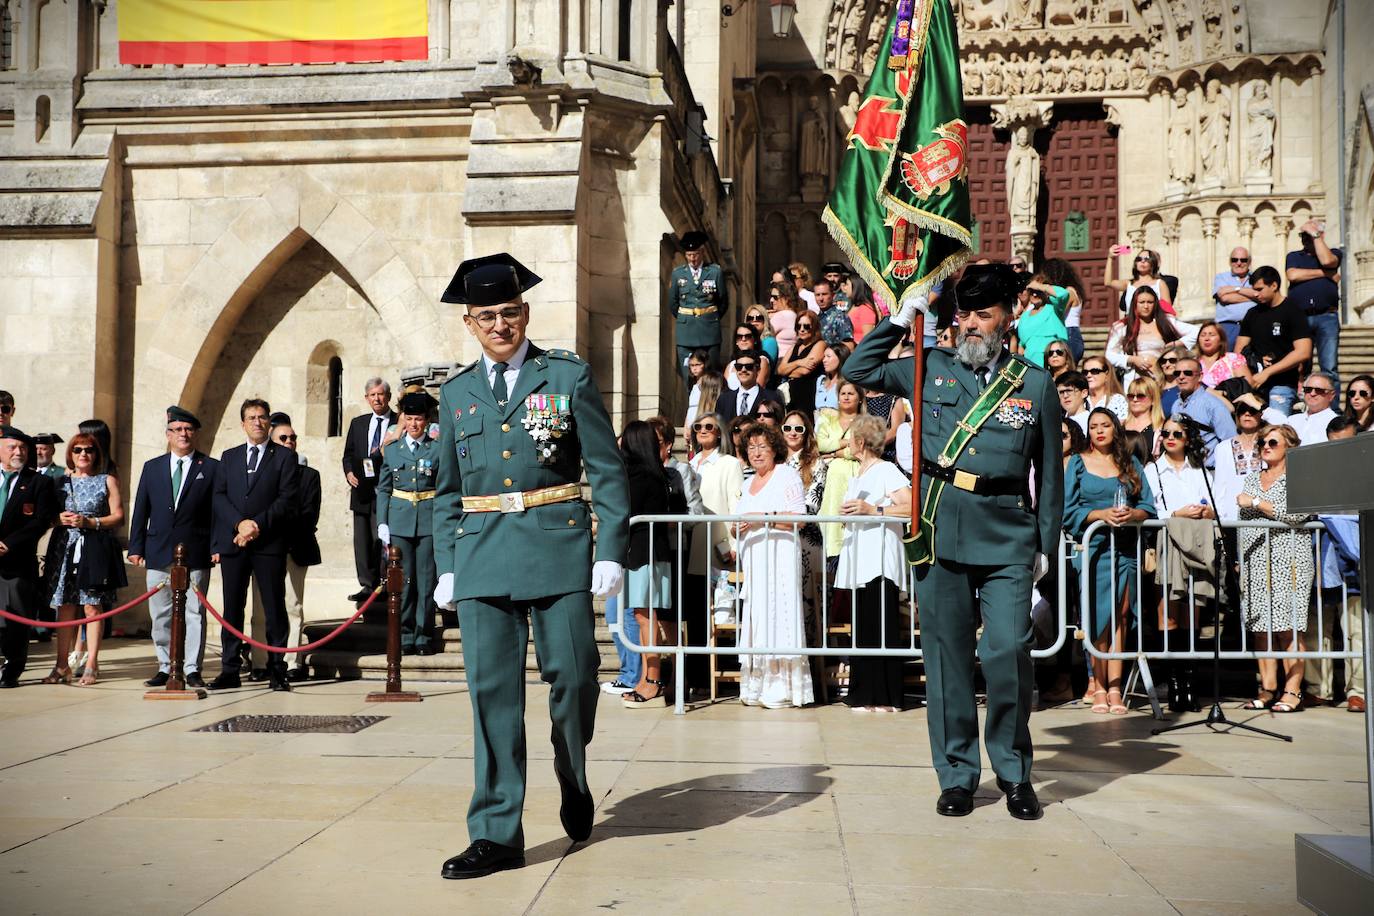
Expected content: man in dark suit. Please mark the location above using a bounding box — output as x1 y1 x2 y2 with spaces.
249 418 321 682
210 398 300 691
716 353 784 425
127 406 219 690
0 426 57 687
341 379 396 606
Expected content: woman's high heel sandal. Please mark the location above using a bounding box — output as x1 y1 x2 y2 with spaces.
622 678 667 708
41 668 72 685
1241 688 1276 710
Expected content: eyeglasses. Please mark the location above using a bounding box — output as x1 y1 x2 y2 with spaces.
1175 369 1198 378
71 446 96 455
1057 388 1080 397
756 410 776 418
1060 431 1071 439
277 434 298 443
692 422 718 432
1160 357 1178 365
1236 406 1262 416
1009 262 1026 269
1230 257 1251 263
797 324 816 332
735 362 758 371
1135 255 1152 263
746 315 766 323
167 425 195 435
0 405 12 414
1047 349 1067 357
1084 367 1106 376
768 294 780 301
1127 392 1150 400
1302 386 1334 396
466 305 525 329
781 424 806 433
1351 389 1373 399
1159 429 1186 440
1261 437 1284 449
735 332 755 339
746 444 772 453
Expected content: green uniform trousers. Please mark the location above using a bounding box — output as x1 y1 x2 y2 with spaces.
393 533 435 650
458 590 600 850
915 558 1035 792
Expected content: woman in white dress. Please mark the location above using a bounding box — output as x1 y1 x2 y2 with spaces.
734 422 814 708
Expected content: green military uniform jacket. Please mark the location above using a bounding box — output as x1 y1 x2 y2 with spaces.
433 342 630 602
41 465 65 482
376 434 441 538
846 318 1063 565
668 262 728 348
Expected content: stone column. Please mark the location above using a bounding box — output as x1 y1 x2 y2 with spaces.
1162 223 1181 277
1275 216 1295 255
1237 215 1257 251
1202 216 1219 285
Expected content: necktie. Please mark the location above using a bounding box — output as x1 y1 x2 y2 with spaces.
493 362 509 406
247 445 260 474
739 391 750 415
171 458 184 508
977 368 990 391
369 416 383 452
408 439 417 454
0 471 11 515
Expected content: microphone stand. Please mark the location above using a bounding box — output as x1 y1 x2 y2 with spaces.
1152 454 1291 741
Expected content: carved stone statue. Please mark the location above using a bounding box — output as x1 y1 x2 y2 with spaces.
798 95 830 182
963 58 984 96
984 53 1005 97
1023 52 1043 93
1006 125 1041 233
1198 78 1230 181
1005 53 1025 96
839 1 866 73
961 0 1007 30
1045 0 1078 27
1167 87 1195 185
1107 48 1130 90
1129 46 1149 88
1086 49 1107 92
1043 49 1067 94
1066 49 1087 93
1006 0 1042 29
1245 81 1276 176
837 89 861 140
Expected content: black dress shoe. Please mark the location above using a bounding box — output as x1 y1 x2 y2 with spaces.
207 672 241 690
184 672 207 689
348 588 371 603
287 667 308 683
144 671 170 688
996 778 1044 821
416 645 435 657
248 668 268 682
402 646 418 657
440 840 525 880
556 771 595 842
936 786 974 817
0 678 19 689
269 670 292 692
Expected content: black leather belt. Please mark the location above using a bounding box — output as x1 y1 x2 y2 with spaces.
920 459 1028 497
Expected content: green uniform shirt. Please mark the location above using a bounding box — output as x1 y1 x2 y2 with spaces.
376 434 442 538
845 318 1063 565
433 342 630 602
668 262 728 348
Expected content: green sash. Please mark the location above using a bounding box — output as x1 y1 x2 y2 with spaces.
905 359 1030 566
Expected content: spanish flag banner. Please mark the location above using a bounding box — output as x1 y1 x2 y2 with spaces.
118 0 428 67
823 0 971 307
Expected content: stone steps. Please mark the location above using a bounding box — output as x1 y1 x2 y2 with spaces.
1079 325 1374 380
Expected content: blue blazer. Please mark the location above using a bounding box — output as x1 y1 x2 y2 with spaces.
127 451 219 571
212 442 300 558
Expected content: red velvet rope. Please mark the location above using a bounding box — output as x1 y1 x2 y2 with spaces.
0 584 166 629
195 586 382 654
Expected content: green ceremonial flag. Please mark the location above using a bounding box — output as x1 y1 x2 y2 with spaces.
823 0 971 307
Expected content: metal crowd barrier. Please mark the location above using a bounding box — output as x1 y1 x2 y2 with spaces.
612 513 1071 715
1076 518 1362 662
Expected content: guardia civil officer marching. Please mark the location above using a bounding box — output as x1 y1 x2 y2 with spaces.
432 253 629 879
846 263 1063 821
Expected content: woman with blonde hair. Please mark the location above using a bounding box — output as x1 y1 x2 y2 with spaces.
767 281 802 360
684 369 724 451
743 304 779 363
1123 375 1164 455
818 380 866 560
787 261 818 312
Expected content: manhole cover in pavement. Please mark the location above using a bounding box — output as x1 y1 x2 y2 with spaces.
193 715 388 734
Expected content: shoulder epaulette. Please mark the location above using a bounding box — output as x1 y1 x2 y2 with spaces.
449 359 482 379
545 348 585 363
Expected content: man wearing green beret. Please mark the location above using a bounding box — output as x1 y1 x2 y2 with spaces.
432 253 629 879
668 231 727 387
846 263 1063 822
376 390 441 656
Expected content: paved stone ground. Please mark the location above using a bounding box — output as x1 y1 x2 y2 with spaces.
0 638 1368 915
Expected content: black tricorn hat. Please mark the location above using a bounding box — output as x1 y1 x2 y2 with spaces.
954 263 1029 311
166 405 202 429
821 261 848 275
33 432 64 446
441 253 542 306
680 231 709 251
398 391 438 416
0 425 32 446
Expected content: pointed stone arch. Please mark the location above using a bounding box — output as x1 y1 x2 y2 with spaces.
134 172 447 454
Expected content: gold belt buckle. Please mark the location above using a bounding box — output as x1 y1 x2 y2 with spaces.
952 470 979 492
498 491 526 514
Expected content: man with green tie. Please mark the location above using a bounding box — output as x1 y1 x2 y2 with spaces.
376 390 442 656
846 263 1063 822
432 253 629 879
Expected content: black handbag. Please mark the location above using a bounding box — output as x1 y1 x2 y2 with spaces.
76 530 129 591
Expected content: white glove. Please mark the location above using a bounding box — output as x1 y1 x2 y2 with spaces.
433 573 455 609
377 524 390 546
590 561 624 597
1032 552 1050 584
891 293 928 329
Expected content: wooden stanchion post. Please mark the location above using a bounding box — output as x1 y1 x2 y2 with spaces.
367 545 421 702
146 543 206 700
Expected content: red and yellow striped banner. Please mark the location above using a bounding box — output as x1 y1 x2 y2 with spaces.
118 0 428 66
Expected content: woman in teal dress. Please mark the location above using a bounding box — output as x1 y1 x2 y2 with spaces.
1064 408 1156 715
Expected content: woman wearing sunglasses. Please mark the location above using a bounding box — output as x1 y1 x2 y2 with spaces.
817 380 866 562
767 282 802 361
1104 245 1174 315
1014 272 1076 368
1343 374 1374 432
1123 376 1164 454
1237 424 1314 713
725 325 772 391
1212 393 1267 522
44 433 126 686
743 306 779 363
1105 286 1198 387
1195 321 1252 393
683 368 723 449
1041 340 1076 381
776 315 827 414
1082 355 1128 420
783 412 827 678
1144 418 1214 713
